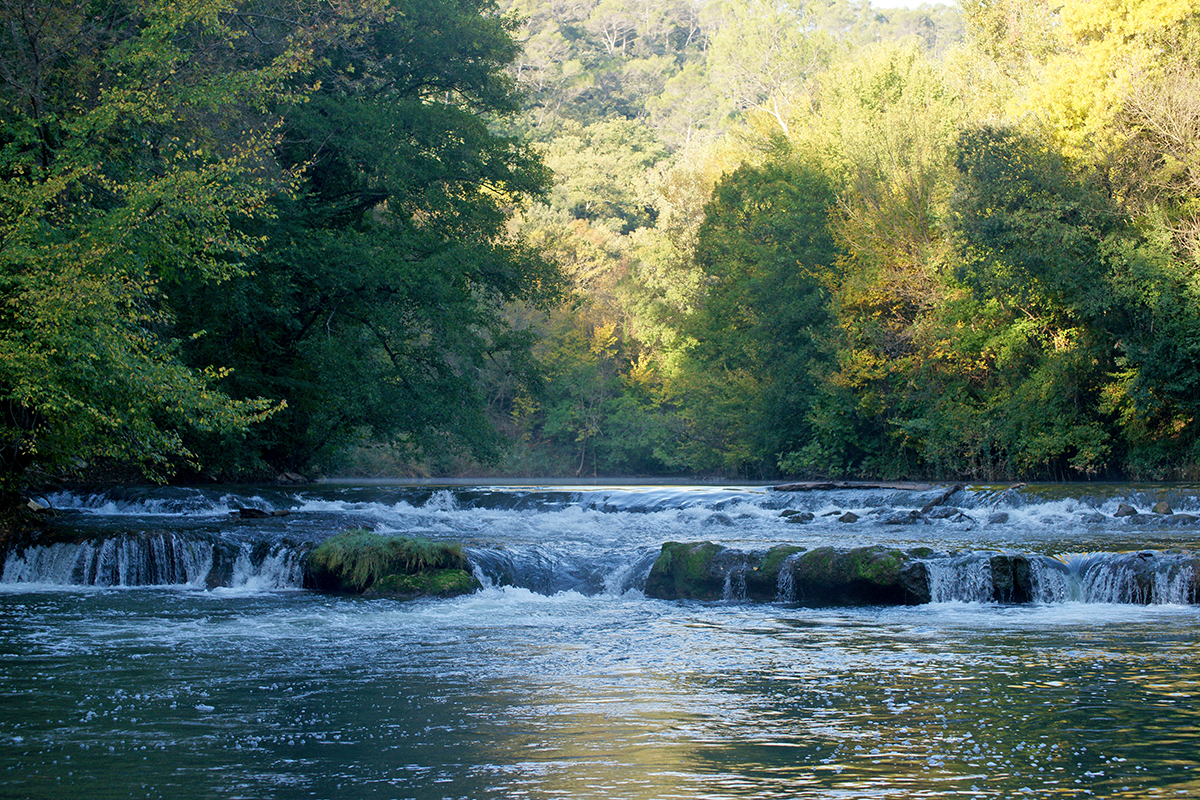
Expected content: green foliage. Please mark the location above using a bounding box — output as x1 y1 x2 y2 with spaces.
0 0 302 496
169 0 565 478
543 119 667 231
670 155 840 474
11 0 1200 488
304 530 473 593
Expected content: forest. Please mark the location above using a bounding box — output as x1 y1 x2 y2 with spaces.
1 0 1199 498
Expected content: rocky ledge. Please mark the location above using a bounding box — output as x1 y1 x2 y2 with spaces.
645 541 935 605
641 541 1186 606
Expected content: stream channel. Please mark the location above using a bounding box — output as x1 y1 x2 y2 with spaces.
0 481 1198 799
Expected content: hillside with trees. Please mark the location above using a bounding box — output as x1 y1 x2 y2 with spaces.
475 0 1200 482
1 0 1198 497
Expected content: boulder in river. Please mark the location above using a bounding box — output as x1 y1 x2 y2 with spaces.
989 554 1034 603
927 506 962 520
304 530 480 599
785 546 930 606
645 543 931 606
644 541 749 601
744 544 807 601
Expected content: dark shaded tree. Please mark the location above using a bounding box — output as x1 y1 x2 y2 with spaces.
171 0 563 477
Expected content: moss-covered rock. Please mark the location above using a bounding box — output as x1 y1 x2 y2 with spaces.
783 546 929 606
366 569 481 599
304 530 480 599
644 541 747 601
744 544 806 601
645 542 930 605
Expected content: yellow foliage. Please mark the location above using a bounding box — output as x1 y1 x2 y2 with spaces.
1030 0 1200 158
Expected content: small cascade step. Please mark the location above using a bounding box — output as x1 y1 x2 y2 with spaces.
1 532 310 590
644 542 1200 607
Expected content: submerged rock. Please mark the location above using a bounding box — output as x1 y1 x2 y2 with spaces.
927 506 962 520
881 510 924 525
919 485 964 514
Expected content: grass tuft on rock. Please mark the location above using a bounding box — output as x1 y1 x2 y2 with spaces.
305 529 476 596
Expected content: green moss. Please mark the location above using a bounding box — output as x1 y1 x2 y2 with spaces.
796 546 836 574
369 569 481 599
744 544 806 601
758 544 806 576
679 542 723 582
305 529 476 597
645 541 729 600
786 546 919 606
845 547 906 585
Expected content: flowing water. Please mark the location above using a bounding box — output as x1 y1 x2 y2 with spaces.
1 482 1198 799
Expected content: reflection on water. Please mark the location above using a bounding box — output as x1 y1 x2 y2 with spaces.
1 588 1198 799
3 483 1199 799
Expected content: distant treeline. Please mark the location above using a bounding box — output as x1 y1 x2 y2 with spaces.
1 0 1197 498
477 0 1200 482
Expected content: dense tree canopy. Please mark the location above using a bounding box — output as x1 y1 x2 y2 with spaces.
169 0 562 478
0 0 308 495
3 0 1198 490
0 0 560 493
492 0 1200 481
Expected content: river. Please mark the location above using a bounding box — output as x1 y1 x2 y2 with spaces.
0 482 1197 799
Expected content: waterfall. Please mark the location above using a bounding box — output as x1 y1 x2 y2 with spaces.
925 554 994 603
228 544 309 591
1080 552 1197 604
1028 555 1078 603
2 533 218 587
1 534 309 590
722 565 748 601
776 563 795 603
1028 553 1198 605
6 484 1199 605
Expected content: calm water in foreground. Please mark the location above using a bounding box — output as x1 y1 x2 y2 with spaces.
0 483 1197 799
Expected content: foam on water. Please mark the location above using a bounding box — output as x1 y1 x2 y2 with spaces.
7 483 1200 605
926 554 995 603
1 575 1198 800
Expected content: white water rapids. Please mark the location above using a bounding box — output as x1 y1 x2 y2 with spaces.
0 482 1198 798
